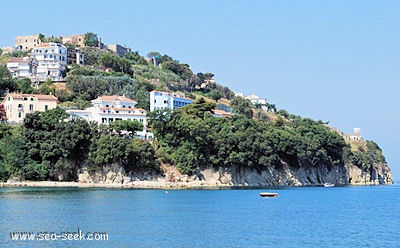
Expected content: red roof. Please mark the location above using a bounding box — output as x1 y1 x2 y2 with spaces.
35 43 52 47
8 93 58 101
8 57 25 63
94 95 137 103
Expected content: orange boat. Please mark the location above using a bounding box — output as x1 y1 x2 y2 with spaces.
259 192 278 198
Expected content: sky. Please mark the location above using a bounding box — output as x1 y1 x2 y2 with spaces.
1 0 399 179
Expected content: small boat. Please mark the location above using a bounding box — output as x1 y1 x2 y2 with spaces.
323 183 335 187
259 192 278 198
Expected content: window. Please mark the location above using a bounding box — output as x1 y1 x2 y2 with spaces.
29 104 33 111
106 105 109 107
102 118 107 123
18 112 22 118
45 105 48 111
115 111 119 113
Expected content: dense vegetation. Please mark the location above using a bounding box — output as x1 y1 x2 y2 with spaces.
0 108 159 181
150 98 351 174
0 34 387 181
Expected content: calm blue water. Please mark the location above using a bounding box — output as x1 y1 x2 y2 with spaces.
0 185 399 248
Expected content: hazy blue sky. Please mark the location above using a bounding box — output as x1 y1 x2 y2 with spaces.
1 0 399 179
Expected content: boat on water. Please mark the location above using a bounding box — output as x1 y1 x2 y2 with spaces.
259 192 278 198
323 183 335 187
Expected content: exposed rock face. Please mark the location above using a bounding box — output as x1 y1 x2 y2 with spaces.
195 162 393 187
196 162 393 187
78 165 162 185
345 163 393 185
77 162 393 187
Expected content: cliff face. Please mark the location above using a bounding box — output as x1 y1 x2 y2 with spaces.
345 163 393 185
196 163 393 187
77 162 393 187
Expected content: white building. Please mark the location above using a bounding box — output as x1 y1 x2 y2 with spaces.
150 90 192 111
66 95 152 139
6 57 38 79
345 128 363 141
245 94 267 105
30 42 67 81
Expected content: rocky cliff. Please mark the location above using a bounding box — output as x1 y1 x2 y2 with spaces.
77 162 393 188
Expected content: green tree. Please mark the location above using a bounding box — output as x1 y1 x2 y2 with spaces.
109 119 143 136
16 78 35 93
23 108 92 180
38 33 45 42
231 96 253 119
125 51 148 65
81 47 102 65
0 64 11 79
162 61 193 80
84 32 99 47
0 126 26 181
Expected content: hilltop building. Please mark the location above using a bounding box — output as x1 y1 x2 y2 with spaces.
1 93 58 123
345 128 363 141
234 92 267 105
60 34 85 48
150 91 193 111
245 94 267 105
14 34 42 51
30 42 67 81
107 44 131 57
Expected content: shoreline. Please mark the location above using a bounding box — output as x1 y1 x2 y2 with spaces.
0 180 232 189
0 180 393 189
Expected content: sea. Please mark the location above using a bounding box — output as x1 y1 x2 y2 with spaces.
0 184 399 248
